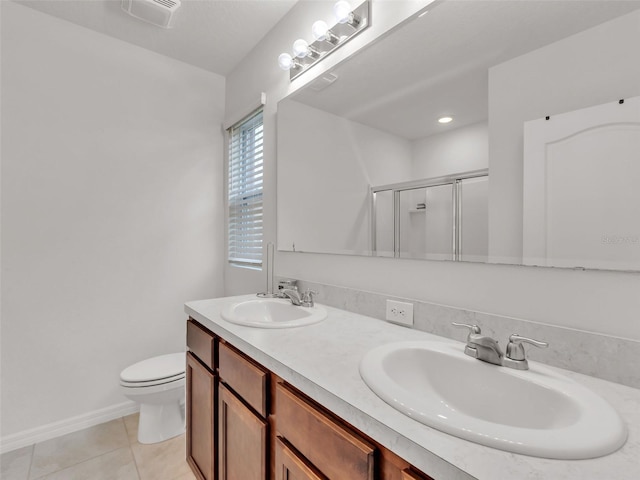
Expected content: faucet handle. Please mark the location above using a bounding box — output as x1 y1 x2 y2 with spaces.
452 322 481 336
503 334 549 370
301 289 318 306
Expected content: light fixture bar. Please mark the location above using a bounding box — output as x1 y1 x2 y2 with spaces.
283 0 370 81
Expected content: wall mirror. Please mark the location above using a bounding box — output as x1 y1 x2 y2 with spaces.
277 0 640 271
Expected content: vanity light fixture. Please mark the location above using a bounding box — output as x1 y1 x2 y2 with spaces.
334 1 359 26
292 39 309 58
277 0 370 80
292 39 321 59
438 116 454 124
278 53 300 71
312 20 339 43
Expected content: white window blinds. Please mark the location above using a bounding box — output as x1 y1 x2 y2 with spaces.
228 109 264 267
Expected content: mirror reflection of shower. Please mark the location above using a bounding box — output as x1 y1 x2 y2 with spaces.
372 170 488 262
277 2 640 272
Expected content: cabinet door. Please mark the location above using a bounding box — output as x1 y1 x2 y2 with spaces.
219 382 268 480
186 352 216 480
274 437 327 480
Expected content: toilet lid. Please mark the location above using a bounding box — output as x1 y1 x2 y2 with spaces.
120 352 185 383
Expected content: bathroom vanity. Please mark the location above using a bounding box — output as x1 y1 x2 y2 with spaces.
185 316 426 480
184 295 640 480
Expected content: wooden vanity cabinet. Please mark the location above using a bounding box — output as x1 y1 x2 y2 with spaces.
218 341 270 480
271 380 434 480
186 319 218 480
185 318 434 480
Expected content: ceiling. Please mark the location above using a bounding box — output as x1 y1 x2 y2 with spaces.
14 0 299 76
292 0 640 140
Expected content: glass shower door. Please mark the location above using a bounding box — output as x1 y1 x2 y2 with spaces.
458 176 489 262
399 184 454 260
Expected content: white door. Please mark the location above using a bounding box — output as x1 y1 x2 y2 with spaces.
523 96 640 270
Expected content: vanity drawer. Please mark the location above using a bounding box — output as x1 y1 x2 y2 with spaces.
218 341 268 418
275 382 376 480
378 447 433 480
186 318 216 371
274 436 327 480
401 468 433 480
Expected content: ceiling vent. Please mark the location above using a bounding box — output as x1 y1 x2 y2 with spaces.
121 0 181 29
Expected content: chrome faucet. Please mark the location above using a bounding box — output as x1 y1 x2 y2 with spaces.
452 323 503 365
282 289 317 307
452 323 548 370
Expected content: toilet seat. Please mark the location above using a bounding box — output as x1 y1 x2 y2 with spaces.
120 373 185 388
120 352 185 385
121 375 185 397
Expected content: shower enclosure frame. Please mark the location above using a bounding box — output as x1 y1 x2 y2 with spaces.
370 168 488 260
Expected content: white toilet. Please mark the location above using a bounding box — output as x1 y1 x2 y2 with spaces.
120 352 186 444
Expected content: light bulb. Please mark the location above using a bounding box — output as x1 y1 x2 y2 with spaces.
278 53 293 70
292 39 309 58
312 20 330 41
333 1 352 24
438 116 454 124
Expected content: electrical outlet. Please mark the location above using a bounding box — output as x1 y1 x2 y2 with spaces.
385 300 414 327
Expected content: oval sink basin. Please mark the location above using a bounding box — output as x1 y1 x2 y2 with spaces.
221 298 327 328
359 340 627 459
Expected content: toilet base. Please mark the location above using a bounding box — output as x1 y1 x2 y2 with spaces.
137 400 185 444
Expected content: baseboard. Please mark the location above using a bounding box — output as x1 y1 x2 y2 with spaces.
0 400 139 454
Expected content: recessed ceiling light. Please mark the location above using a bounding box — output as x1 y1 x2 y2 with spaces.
438 116 454 124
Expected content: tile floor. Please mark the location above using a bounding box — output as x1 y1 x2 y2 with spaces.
0 414 196 480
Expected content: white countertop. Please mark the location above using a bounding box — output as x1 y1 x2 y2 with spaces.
185 295 640 480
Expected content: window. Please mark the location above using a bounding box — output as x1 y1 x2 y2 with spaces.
227 109 264 268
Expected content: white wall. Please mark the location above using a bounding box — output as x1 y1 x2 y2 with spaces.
224 1 640 342
277 100 411 255
411 121 488 179
1 2 225 440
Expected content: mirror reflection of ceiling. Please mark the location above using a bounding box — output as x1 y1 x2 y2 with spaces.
292 0 640 140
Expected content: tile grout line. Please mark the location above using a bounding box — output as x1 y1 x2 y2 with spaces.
124 415 144 480
26 443 35 480
122 415 143 480
29 417 132 480
129 443 143 480
29 447 130 480
18 413 188 480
